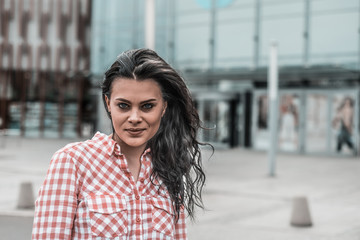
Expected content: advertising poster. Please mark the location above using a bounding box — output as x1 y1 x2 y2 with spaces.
331 94 356 155
305 94 328 153
278 94 300 152
253 90 358 155
254 92 301 152
253 93 269 150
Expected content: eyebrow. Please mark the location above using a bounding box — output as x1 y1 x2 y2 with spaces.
114 98 158 104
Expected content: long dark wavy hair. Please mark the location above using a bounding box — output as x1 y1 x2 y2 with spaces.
101 48 210 220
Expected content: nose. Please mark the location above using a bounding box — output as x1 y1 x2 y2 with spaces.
128 109 142 124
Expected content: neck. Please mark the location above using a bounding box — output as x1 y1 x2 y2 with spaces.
113 133 146 164
112 133 145 182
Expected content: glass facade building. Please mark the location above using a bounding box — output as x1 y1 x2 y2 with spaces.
0 0 92 138
94 0 360 155
91 0 360 71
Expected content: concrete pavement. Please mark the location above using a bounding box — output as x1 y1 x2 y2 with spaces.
188 148 360 240
0 135 359 239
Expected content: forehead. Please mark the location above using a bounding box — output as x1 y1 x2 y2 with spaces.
110 78 163 100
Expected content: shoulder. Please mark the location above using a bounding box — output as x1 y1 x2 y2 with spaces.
51 132 112 164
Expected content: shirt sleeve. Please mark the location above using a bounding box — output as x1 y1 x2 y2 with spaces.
32 150 78 240
174 208 187 240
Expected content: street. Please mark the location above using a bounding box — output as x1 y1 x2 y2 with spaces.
0 215 33 240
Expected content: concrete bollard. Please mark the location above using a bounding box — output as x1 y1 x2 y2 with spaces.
17 182 35 209
290 196 313 227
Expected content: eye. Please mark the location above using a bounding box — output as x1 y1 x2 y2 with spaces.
118 103 129 109
142 103 154 110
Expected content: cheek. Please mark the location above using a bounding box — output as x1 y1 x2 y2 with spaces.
147 114 163 130
110 113 126 126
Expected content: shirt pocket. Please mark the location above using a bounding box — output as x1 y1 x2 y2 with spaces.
151 196 175 237
87 195 128 238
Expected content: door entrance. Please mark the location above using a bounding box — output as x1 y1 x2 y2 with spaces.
195 92 240 148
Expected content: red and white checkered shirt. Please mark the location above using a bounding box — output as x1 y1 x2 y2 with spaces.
32 132 187 240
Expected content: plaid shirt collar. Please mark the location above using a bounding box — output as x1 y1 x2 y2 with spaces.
92 131 151 159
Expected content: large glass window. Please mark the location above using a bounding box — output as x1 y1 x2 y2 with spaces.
253 89 359 155
261 1 303 66
176 2 210 69
305 93 329 153
252 91 301 152
91 0 144 74
278 93 301 152
201 100 230 146
90 0 360 71
311 8 358 66
217 3 253 68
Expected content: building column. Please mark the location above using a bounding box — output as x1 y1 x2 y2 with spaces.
145 0 156 50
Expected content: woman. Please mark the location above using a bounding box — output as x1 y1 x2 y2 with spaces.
32 49 209 239
332 97 355 153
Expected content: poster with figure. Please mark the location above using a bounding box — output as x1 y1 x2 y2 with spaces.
305 94 328 153
254 92 301 152
257 94 269 130
253 93 269 150
278 94 300 152
331 94 356 155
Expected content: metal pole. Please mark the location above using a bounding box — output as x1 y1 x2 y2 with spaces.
254 0 261 69
268 41 279 177
209 0 217 71
303 0 310 67
145 0 155 50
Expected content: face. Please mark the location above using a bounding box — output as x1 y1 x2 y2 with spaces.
344 99 351 107
105 78 167 153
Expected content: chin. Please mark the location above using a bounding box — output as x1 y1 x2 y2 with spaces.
123 140 147 148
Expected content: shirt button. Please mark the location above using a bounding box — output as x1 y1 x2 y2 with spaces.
136 217 141 223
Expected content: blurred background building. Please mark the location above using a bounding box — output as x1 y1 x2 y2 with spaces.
0 0 359 156
0 0 93 138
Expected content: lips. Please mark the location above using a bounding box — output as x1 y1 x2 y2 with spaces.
125 128 146 135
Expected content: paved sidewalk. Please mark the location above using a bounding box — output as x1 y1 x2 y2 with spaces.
0 136 75 217
0 135 359 239
188 148 360 240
